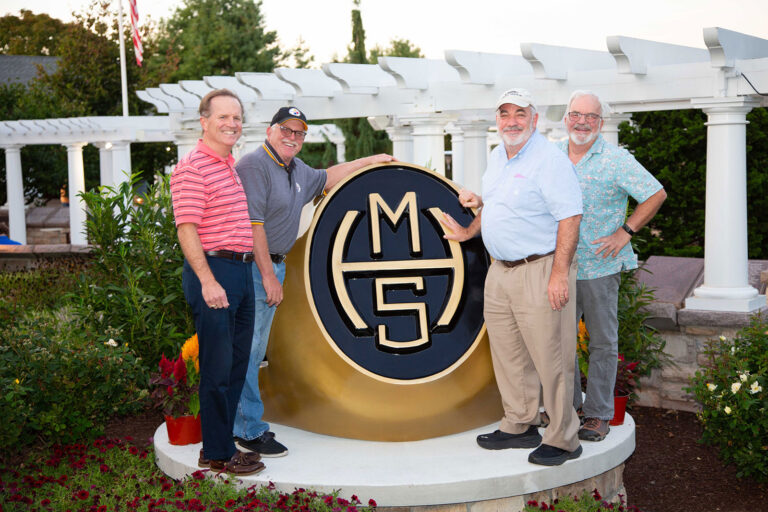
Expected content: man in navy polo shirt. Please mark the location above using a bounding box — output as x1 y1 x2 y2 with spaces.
233 106 395 456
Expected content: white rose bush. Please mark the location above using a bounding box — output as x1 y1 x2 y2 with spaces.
687 317 768 480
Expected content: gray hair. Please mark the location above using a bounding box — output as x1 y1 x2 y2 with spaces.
566 90 611 117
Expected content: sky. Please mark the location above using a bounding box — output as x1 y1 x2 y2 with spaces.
2 0 768 64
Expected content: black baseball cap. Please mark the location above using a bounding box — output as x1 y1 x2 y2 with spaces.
271 106 308 129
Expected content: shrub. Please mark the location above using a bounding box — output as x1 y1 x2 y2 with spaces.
0 256 91 324
523 489 641 511
686 316 768 480
73 174 193 364
0 308 148 456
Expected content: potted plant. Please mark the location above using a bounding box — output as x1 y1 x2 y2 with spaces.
611 354 639 425
150 334 201 445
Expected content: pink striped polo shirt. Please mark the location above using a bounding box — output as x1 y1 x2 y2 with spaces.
170 140 253 253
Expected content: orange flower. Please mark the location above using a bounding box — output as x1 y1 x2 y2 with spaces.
578 319 589 342
181 334 199 362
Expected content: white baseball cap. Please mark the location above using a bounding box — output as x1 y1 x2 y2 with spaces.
496 88 535 110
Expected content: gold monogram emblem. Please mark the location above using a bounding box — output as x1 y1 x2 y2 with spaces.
330 192 464 352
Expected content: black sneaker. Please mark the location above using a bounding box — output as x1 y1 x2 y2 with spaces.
476 425 542 450
527 443 582 466
235 431 288 457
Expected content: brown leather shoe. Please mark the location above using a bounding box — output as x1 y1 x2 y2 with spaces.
578 417 610 441
199 450 264 475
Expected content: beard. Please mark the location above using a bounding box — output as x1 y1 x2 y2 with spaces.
568 125 598 145
501 120 534 148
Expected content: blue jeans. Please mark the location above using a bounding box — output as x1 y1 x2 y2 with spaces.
183 257 254 461
573 272 621 420
233 261 286 440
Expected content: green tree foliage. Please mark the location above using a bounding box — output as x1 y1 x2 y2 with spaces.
745 107 768 258
156 0 280 81
619 108 768 260
369 38 423 63
618 110 707 259
284 37 315 69
0 9 73 55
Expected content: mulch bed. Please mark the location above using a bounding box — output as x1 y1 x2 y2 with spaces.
106 406 767 511
623 406 767 512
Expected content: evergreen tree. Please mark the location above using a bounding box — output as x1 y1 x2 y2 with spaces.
336 0 424 162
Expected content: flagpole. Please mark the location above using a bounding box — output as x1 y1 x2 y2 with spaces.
117 0 129 117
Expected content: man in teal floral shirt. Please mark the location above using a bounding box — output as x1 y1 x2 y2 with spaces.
558 91 667 442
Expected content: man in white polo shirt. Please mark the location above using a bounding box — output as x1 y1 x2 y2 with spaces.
233 106 395 456
442 89 583 466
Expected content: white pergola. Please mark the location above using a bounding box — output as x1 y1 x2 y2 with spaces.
3 27 768 313
0 116 345 245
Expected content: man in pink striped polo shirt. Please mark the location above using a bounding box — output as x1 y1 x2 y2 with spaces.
170 89 264 476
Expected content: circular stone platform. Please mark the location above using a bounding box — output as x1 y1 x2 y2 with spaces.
155 415 635 509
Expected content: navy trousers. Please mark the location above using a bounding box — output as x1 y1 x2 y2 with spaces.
182 256 255 461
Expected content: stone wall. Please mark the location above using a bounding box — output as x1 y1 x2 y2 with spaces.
635 324 743 412
376 465 625 512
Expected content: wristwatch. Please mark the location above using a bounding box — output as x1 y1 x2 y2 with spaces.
621 223 636 236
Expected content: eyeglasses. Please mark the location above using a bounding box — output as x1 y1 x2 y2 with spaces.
279 125 307 140
567 111 602 123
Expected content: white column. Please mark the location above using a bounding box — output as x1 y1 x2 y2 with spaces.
3 144 26 244
456 120 490 194
685 97 764 312
335 142 346 164
407 114 447 175
174 132 199 162
445 124 464 185
385 123 413 164
94 142 114 187
66 143 88 246
111 141 132 186
601 113 632 146
236 123 268 162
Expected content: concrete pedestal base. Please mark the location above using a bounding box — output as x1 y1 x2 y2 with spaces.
154 415 635 510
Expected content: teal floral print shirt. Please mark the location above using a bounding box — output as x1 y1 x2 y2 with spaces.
557 134 663 280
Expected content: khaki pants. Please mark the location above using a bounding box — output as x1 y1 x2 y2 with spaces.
483 256 580 452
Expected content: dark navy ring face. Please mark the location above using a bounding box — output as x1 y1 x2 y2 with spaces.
306 164 489 382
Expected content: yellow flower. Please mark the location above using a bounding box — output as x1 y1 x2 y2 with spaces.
724 406 732 414
14 378 20 385
719 335 726 341
731 382 741 393
706 383 717 392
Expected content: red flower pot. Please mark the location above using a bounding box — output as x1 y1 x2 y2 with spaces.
610 394 629 426
165 415 202 445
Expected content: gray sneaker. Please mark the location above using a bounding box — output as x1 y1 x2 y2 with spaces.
578 418 610 441
235 431 288 457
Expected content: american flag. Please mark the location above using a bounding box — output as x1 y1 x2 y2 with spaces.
128 0 143 66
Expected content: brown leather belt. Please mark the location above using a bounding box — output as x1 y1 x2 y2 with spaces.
205 250 254 263
270 253 286 264
499 250 555 269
